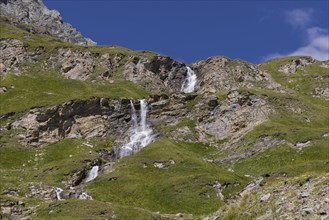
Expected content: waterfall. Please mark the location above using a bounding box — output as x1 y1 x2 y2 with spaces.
119 99 154 158
130 100 138 129
181 66 197 93
84 165 99 182
55 187 64 200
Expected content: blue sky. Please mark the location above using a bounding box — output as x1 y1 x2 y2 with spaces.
44 0 329 64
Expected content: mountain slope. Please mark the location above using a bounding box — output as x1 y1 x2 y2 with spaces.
0 2 328 220
0 0 95 46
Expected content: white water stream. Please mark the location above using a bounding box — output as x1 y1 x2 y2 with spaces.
55 187 64 200
119 99 154 158
84 165 99 182
181 66 197 93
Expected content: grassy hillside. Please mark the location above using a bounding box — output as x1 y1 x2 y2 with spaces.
0 19 154 114
0 71 149 114
0 18 328 220
87 138 247 215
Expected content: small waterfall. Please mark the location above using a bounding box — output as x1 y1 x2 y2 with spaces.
84 166 99 182
130 100 138 129
119 99 154 158
78 192 93 200
181 66 197 93
55 187 64 201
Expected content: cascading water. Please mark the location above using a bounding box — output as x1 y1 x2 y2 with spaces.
119 99 154 158
55 187 64 200
84 165 99 182
181 66 197 93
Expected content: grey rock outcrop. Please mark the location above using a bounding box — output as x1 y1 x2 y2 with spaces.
27 183 57 202
0 0 95 46
0 38 46 74
230 174 329 220
147 90 271 146
44 47 123 81
11 97 134 147
217 136 291 164
313 87 329 101
192 56 283 93
197 91 270 143
278 57 315 74
122 55 190 93
45 48 96 80
0 39 30 73
320 60 329 69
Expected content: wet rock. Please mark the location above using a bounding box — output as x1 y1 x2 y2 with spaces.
67 170 86 187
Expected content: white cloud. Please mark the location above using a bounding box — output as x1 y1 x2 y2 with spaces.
263 8 328 62
264 27 329 61
285 8 313 28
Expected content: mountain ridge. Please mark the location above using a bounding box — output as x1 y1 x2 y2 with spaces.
0 0 96 46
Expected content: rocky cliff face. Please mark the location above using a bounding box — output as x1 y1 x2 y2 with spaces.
192 56 284 93
0 39 31 73
0 0 96 46
9 97 134 148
